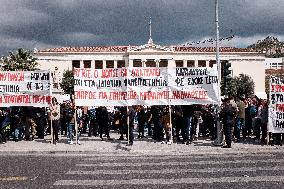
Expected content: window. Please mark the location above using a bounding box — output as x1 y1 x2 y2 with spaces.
159 59 168 67
187 60 195 67
209 60 216 68
133 59 142 67
106 60 114 68
117 60 125 68
95 60 103 69
83 60 91 68
175 60 183 67
72 60 80 68
145 60 156 67
198 60 206 67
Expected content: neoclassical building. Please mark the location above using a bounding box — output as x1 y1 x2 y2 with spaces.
36 39 266 97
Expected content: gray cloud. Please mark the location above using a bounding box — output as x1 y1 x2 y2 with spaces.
0 0 283 55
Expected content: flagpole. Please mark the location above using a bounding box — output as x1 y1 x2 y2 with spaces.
213 0 223 146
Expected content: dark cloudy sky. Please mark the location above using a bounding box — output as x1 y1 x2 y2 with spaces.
0 0 283 55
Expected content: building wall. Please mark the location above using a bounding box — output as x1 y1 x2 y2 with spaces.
230 59 265 94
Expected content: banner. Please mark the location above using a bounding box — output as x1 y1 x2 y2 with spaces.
74 67 219 106
268 76 284 133
0 70 52 107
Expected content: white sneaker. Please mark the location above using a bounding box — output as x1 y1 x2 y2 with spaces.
77 140 81 145
69 141 73 145
167 140 172 145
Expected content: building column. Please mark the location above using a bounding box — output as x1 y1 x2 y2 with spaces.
103 60 106 69
206 60 210 67
142 59 147 67
194 60 198 67
168 59 175 68
114 60 118 68
183 59 186 67
80 60 83 68
91 60 95 69
128 59 133 67
155 59 160 67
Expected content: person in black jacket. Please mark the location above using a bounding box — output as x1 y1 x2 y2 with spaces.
220 98 237 148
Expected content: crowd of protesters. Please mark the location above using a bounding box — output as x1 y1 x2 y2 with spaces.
0 96 283 147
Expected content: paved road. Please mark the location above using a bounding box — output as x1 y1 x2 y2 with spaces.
0 150 283 189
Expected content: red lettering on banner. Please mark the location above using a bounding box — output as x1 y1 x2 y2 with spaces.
101 69 119 78
0 72 25 82
140 91 169 100
2 95 31 104
120 69 127 77
271 84 284 93
75 91 97 99
131 68 160 77
32 95 51 104
276 104 284 112
171 90 208 99
73 68 80 77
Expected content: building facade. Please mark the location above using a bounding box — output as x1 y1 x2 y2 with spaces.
36 40 266 97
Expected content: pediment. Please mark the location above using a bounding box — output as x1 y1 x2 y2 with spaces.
128 42 173 52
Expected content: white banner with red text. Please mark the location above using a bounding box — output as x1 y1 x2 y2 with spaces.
74 67 219 106
0 70 52 107
268 76 284 133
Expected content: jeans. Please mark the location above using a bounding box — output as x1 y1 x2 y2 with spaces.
235 118 244 140
67 123 80 142
182 117 192 142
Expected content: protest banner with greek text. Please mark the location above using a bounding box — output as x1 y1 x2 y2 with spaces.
0 71 52 107
268 76 284 133
74 67 219 106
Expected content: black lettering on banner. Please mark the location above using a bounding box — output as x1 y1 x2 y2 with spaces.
0 85 20 93
176 68 208 76
187 77 203 85
275 94 284 103
205 76 218 84
276 120 284 128
276 112 284 119
124 78 167 87
74 79 83 86
27 82 32 90
30 72 50 81
175 77 184 86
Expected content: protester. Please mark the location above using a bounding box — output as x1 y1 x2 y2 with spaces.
50 97 60 144
161 106 172 144
137 106 146 138
220 98 237 148
235 97 245 142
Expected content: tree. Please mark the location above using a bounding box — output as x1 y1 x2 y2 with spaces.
247 36 284 58
0 48 38 71
60 70 74 95
222 73 255 98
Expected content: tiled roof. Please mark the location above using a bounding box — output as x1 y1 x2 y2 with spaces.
39 46 128 53
174 46 256 52
38 46 256 53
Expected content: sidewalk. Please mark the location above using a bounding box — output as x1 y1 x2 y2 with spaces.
0 132 282 155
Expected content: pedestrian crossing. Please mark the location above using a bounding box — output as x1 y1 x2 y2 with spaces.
53 152 284 188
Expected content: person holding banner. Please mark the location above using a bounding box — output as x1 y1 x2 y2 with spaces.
24 107 37 141
126 106 136 146
50 97 60 144
65 102 80 145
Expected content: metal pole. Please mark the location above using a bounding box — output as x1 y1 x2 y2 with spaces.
50 115 53 144
213 0 223 146
75 108 78 145
127 106 130 145
169 103 173 144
